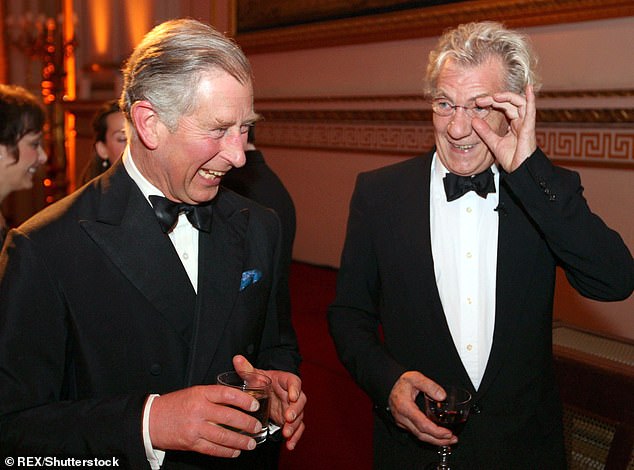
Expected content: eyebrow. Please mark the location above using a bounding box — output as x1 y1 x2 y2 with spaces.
211 113 261 128
432 91 490 103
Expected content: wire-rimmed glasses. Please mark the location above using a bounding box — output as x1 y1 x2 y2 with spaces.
430 98 491 119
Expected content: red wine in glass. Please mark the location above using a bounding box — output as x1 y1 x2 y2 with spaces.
431 409 468 435
423 386 472 470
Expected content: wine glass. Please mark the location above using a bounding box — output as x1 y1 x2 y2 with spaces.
423 385 472 470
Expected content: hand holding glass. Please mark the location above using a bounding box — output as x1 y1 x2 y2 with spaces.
216 370 272 445
423 386 472 470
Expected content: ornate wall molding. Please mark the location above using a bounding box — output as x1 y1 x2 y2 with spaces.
236 0 634 54
258 108 634 125
255 91 634 168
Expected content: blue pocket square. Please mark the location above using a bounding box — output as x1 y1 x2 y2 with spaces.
240 269 262 291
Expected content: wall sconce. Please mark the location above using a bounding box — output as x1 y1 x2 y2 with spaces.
5 8 78 204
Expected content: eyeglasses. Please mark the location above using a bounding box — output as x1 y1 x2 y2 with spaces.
430 99 492 119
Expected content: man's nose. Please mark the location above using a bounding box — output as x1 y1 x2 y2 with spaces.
447 108 473 139
220 131 246 168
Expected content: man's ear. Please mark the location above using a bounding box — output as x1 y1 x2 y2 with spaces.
130 101 163 150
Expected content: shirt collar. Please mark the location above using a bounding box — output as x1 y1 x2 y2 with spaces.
122 146 165 203
431 151 499 179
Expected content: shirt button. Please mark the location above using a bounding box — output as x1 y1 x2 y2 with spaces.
466 252 473 258
467 297 472 304
466 344 473 351
466 207 472 213
182 252 189 260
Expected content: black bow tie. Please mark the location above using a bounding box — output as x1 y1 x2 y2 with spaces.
149 195 213 233
443 167 496 202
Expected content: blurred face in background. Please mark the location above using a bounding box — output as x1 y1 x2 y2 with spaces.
96 111 127 165
0 131 48 193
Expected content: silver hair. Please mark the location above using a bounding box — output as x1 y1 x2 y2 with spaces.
425 21 541 96
120 18 253 132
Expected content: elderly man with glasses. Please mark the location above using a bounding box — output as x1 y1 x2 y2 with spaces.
328 21 633 470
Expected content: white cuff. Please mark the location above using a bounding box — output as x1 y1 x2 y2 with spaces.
143 394 166 470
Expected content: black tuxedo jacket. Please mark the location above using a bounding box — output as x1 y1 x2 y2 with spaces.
328 149 633 469
222 149 297 352
0 160 300 469
221 149 296 273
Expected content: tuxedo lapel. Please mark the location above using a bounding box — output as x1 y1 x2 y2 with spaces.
396 152 470 383
186 191 249 385
415 154 472 388
79 163 196 343
477 177 539 397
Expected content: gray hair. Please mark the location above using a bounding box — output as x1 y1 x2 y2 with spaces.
425 21 541 96
120 18 253 131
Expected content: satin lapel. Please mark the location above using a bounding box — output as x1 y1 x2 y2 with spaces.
477 178 534 397
79 163 196 343
186 192 249 385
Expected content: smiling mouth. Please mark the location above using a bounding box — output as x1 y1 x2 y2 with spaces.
198 169 226 179
452 142 476 151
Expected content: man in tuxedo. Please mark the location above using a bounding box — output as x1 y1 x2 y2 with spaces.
0 19 306 469
328 21 633 469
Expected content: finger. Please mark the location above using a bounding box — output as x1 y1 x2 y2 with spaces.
213 403 263 437
524 83 536 125
420 380 446 402
197 422 258 454
476 96 519 120
191 439 242 459
232 354 255 373
395 413 454 445
282 411 303 438
210 384 260 413
285 420 306 451
285 376 302 402
285 391 306 422
492 91 528 120
268 371 302 404
491 90 527 107
471 117 501 149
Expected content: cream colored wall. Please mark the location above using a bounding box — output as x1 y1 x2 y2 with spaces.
248 17 634 339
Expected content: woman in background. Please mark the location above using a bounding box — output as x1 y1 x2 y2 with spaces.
0 84 47 247
80 99 126 184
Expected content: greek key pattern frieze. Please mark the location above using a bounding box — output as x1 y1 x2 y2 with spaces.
257 121 634 167
536 128 634 165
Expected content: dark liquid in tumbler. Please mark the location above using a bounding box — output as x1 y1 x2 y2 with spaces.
224 394 270 443
249 395 270 425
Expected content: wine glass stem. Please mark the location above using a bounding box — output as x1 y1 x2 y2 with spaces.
438 445 451 469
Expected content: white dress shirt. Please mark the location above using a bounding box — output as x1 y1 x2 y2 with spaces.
429 153 499 390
